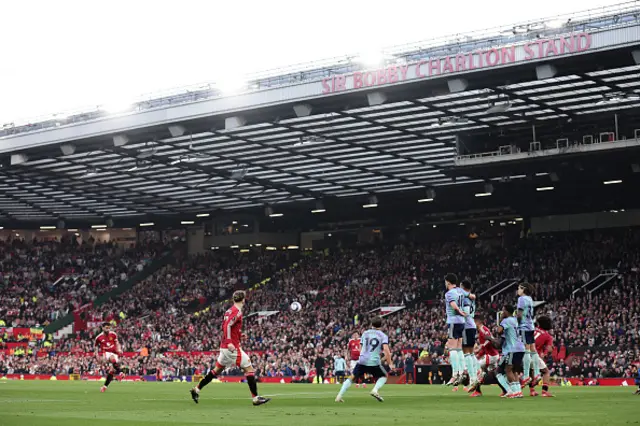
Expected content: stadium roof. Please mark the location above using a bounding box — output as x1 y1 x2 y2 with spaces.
1 4 640 228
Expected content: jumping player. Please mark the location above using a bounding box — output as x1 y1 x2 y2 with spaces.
528 315 554 397
468 313 501 397
335 316 394 403
460 280 479 390
444 273 467 386
95 322 124 393
493 304 525 398
517 283 539 386
347 332 365 388
190 290 270 406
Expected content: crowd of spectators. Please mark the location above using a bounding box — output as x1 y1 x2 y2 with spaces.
1 228 640 381
0 236 164 328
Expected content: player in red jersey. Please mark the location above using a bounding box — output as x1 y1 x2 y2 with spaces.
528 315 554 397
468 313 503 397
347 332 366 388
190 290 270 406
94 322 124 393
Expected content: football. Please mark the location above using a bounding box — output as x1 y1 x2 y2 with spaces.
290 301 302 312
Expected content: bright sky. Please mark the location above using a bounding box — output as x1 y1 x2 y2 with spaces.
0 0 621 123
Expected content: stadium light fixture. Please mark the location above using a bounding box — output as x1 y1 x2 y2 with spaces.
91 224 107 229
418 198 434 203
269 213 284 218
311 208 326 213
40 226 56 230
139 222 154 227
181 221 195 225
603 179 623 185
287 245 299 250
536 186 555 191
255 243 262 247
240 249 250 253
515 218 524 222
67 228 78 232
312 200 326 213
266 246 277 251
196 213 210 218
0 227 3 230
363 195 378 208
211 246 220 250
475 192 491 197
230 245 239 249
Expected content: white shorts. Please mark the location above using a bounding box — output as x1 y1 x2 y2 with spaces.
104 352 119 363
350 360 358 371
538 357 548 371
477 354 499 370
216 348 251 370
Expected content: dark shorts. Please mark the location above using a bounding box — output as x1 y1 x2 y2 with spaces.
448 323 464 339
352 363 387 380
335 371 345 378
520 330 535 345
498 352 524 374
463 328 477 347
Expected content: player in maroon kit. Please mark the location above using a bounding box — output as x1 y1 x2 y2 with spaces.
528 315 554 397
347 332 366 388
190 290 270 406
468 313 502 397
94 322 124 393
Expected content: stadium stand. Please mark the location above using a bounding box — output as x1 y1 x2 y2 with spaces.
2 228 639 382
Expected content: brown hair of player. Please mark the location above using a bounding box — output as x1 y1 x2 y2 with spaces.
371 316 383 328
233 290 246 303
519 282 532 295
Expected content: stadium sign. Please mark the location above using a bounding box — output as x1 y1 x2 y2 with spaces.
321 32 591 94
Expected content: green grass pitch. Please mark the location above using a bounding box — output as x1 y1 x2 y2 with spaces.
0 381 637 426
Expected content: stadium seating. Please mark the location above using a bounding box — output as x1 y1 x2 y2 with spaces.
1 228 640 380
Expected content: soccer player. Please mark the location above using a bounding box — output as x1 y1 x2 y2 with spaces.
190 290 270 406
517 283 539 386
334 354 347 384
468 313 501 397
528 315 554 397
460 280 479 390
95 322 124 393
493 304 525 398
335 316 394 403
444 273 467 386
347 332 365 388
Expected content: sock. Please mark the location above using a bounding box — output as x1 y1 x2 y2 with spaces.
449 351 458 376
105 373 113 387
337 378 352 398
510 382 520 394
372 377 387 393
464 354 476 380
476 383 482 393
542 383 549 392
246 373 258 398
112 362 121 374
532 353 541 377
453 349 463 375
473 356 481 380
522 352 531 379
496 379 507 394
496 374 510 393
197 370 217 391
